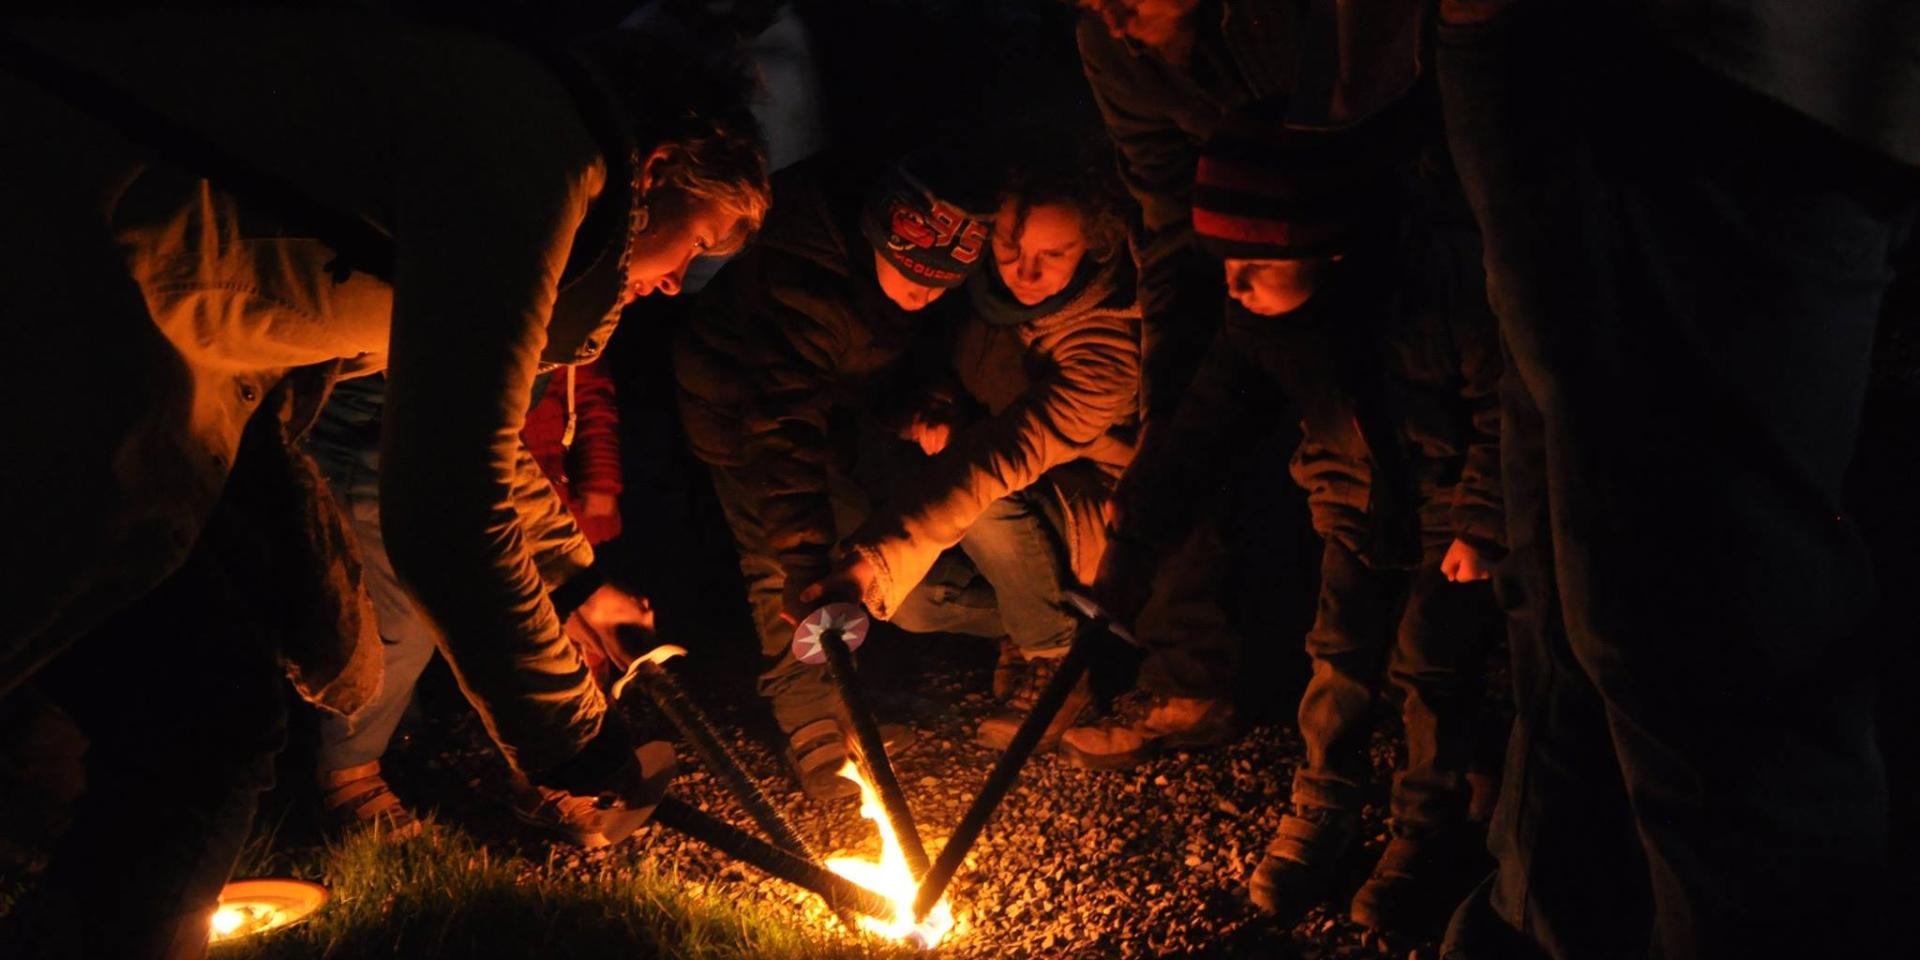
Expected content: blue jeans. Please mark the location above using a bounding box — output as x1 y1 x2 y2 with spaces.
1438 10 1913 959
303 376 439 774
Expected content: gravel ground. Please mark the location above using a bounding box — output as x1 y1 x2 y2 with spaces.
388 630 1492 960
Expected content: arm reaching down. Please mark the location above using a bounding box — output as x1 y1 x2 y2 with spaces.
378 68 615 784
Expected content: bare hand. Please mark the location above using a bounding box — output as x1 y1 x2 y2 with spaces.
565 584 655 672
1440 538 1493 583
903 414 951 457
785 554 876 623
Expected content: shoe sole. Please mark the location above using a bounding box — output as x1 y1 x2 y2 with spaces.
1059 740 1157 770
974 726 1065 752
1058 724 1237 771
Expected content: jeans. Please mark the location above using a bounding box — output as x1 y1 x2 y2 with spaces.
1438 9 1913 958
303 377 440 775
951 490 1080 658
1292 540 1491 831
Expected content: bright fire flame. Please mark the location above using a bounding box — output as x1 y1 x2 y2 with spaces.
210 906 248 937
823 761 954 947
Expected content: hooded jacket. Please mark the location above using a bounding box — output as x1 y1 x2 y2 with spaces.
676 154 934 588
846 256 1143 619
0 9 640 777
523 360 625 544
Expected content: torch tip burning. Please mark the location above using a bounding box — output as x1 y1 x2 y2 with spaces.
824 762 955 948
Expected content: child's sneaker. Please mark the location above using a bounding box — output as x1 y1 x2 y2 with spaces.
1247 806 1357 922
318 760 422 841
1349 825 1490 937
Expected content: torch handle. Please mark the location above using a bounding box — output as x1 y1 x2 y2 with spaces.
817 626 932 879
630 662 819 861
651 795 895 922
911 619 1102 921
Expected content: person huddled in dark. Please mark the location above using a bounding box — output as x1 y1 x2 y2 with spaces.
1091 110 1503 937
675 149 1000 801
0 7 767 957
806 141 1143 752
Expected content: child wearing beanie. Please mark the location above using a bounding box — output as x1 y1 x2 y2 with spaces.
1094 103 1506 938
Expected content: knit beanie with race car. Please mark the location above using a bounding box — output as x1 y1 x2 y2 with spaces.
1192 101 1418 261
859 157 993 289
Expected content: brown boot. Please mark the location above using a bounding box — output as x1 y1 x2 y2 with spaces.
1349 826 1489 937
1247 806 1357 922
318 760 422 841
1059 691 1236 770
975 654 1092 751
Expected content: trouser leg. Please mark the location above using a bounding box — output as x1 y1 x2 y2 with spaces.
1134 517 1241 698
954 491 1077 657
887 548 1007 639
1388 562 1491 833
4 545 287 960
310 434 438 772
707 463 838 735
1291 540 1398 815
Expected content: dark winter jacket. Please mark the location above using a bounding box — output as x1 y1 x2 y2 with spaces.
1112 218 1501 571
846 256 1143 619
1076 0 1427 421
675 154 938 588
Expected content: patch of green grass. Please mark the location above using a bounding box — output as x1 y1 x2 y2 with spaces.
214 819 906 960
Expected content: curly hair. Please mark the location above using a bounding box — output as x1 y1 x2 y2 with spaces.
572 25 771 254
997 136 1131 264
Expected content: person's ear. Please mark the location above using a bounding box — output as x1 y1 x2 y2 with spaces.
636 145 678 195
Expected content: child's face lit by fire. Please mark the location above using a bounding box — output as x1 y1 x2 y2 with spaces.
873 252 949 312
1224 257 1337 317
992 199 1089 306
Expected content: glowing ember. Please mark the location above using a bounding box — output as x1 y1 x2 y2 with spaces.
824 762 954 947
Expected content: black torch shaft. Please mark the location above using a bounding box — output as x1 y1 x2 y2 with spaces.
816 626 932 879
651 795 895 921
911 620 1101 921
629 661 818 861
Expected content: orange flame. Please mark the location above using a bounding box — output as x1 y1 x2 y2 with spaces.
823 761 954 947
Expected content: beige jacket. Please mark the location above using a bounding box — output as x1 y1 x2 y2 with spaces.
848 258 1143 619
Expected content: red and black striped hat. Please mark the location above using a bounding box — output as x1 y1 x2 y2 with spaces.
1193 105 1412 261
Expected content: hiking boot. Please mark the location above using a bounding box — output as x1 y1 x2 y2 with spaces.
1350 826 1490 937
784 717 918 803
991 636 1025 702
975 654 1092 751
1059 690 1236 770
318 760 422 841
1247 806 1358 922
